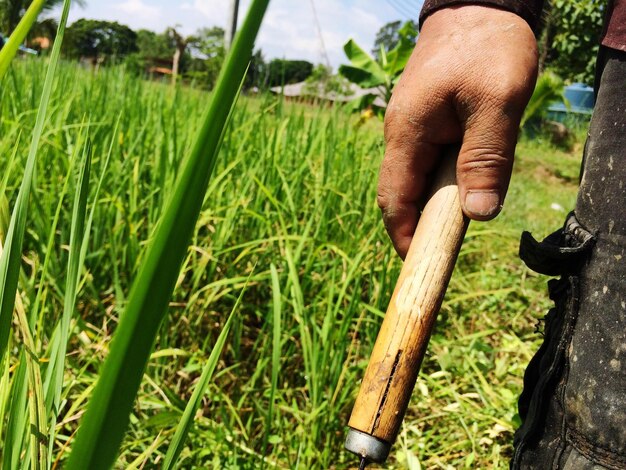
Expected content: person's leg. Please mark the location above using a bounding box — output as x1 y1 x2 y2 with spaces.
512 48 626 469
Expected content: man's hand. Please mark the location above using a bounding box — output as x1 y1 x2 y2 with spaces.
378 5 538 258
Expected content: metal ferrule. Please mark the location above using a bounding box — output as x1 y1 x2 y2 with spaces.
345 428 391 464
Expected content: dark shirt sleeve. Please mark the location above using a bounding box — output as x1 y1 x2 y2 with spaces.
602 0 626 52
419 0 544 32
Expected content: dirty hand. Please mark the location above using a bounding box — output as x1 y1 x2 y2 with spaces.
378 5 538 258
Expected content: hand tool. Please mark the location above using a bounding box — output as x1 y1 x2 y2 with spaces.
345 149 469 467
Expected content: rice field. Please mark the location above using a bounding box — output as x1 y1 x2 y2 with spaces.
0 52 583 468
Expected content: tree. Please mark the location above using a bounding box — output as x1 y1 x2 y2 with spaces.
372 20 418 57
166 28 213 82
0 0 83 35
191 26 224 59
28 17 57 47
124 29 175 77
541 0 604 84
266 59 313 87
136 29 174 59
65 19 138 63
184 27 225 89
166 26 196 83
127 26 226 89
244 49 267 90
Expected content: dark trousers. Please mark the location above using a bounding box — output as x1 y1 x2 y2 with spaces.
511 48 626 469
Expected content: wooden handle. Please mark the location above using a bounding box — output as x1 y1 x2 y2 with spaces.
348 149 469 444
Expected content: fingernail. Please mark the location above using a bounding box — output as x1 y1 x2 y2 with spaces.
465 190 501 218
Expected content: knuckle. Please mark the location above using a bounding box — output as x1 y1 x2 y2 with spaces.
376 185 392 211
481 74 532 107
457 151 510 176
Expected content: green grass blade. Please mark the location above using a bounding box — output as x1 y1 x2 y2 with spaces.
79 118 118 271
0 139 22 241
0 0 46 80
66 2 269 468
29 130 83 330
0 349 9 445
2 353 28 470
162 275 251 470
262 263 282 458
0 0 72 364
43 139 91 467
44 139 91 412
14 292 47 470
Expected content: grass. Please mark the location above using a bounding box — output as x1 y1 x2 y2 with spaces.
66 1 268 466
0 54 584 469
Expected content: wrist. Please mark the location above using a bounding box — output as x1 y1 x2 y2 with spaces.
419 5 538 64
419 0 543 32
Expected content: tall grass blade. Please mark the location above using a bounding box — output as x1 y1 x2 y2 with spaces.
0 0 72 364
14 291 46 470
0 351 9 445
162 276 250 470
44 139 92 410
2 353 28 470
29 131 84 329
262 263 282 458
43 139 91 466
0 0 46 80
66 1 269 468
79 118 118 271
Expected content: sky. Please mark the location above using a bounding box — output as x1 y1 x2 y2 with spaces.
49 0 424 69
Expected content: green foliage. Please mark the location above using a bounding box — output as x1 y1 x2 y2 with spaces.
44 139 92 463
121 26 230 90
266 58 313 86
162 281 246 469
544 0 604 84
191 26 225 59
27 17 56 42
124 29 175 78
0 0 69 365
0 4 70 468
135 28 175 59
520 70 565 129
184 26 226 89
340 21 417 109
65 19 138 62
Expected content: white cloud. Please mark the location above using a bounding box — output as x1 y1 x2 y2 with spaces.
172 0 406 67
114 0 162 19
253 0 400 68
180 0 241 27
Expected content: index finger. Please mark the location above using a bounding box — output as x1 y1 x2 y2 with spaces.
377 135 440 259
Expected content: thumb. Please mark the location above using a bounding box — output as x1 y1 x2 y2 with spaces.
456 106 519 221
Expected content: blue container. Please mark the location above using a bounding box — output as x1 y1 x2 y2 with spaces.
547 83 594 123
564 83 595 110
